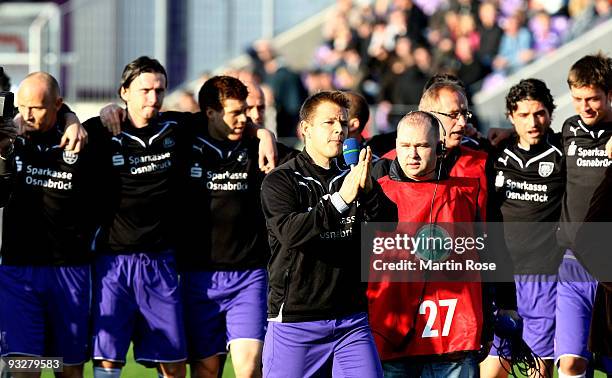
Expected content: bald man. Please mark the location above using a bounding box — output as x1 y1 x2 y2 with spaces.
245 81 266 128
368 111 484 377
0 72 108 378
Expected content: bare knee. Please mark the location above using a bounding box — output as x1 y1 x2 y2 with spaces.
158 361 186 378
94 360 124 369
56 364 84 378
559 356 588 375
191 356 221 378
230 339 263 378
479 356 509 378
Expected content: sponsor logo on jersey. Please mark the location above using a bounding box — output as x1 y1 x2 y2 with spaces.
568 142 612 168
495 171 504 187
190 164 202 178
538 162 554 177
112 154 125 166
63 150 78 165
567 141 577 156
15 156 22 172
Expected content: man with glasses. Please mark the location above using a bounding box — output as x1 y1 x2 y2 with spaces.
367 74 488 157
419 80 521 368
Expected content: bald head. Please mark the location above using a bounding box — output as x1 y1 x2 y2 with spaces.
397 111 440 141
396 111 441 180
17 72 63 132
245 81 266 127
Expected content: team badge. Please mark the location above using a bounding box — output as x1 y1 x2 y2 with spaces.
163 137 175 149
236 150 248 165
538 162 554 178
63 150 78 165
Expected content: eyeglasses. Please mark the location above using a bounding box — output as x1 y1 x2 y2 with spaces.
431 110 473 121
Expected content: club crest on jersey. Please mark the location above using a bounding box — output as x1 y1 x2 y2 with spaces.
538 162 554 177
62 150 78 165
163 137 175 149
236 150 248 165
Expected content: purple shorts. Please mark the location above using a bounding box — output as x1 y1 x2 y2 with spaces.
0 265 90 365
555 250 597 363
92 252 186 365
489 274 557 359
263 312 383 378
181 269 267 360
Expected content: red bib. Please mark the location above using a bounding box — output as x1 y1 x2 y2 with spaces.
368 176 484 360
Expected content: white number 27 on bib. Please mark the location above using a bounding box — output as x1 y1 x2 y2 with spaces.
419 298 458 338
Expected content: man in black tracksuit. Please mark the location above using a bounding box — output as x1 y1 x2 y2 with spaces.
260 91 397 378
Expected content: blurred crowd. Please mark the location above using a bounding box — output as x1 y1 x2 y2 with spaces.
166 0 611 139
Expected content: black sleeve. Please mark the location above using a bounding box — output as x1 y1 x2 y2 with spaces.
371 158 392 180
58 103 75 116
574 164 612 282
484 149 503 223
358 178 398 223
481 150 517 329
276 142 300 165
58 104 77 132
0 120 16 206
261 170 348 250
0 149 15 207
81 118 117 231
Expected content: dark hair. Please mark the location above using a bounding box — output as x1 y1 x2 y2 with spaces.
506 78 556 117
119 56 167 96
344 91 369 132
423 73 466 94
567 52 612 92
299 91 350 123
0 67 10 91
198 75 248 112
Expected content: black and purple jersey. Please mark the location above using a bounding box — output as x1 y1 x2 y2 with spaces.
558 115 612 250
85 111 195 254
0 121 109 266
490 134 565 274
177 128 269 271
